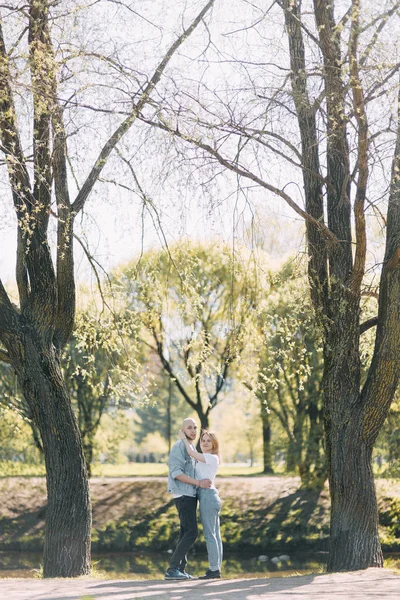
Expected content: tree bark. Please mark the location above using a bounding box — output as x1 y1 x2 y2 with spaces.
327 412 381 570
13 337 91 577
260 397 274 474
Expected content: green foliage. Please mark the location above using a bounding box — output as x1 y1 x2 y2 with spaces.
0 461 45 477
111 241 260 425
379 497 400 551
92 521 132 552
133 372 189 450
375 392 400 477
93 411 132 464
251 262 325 482
0 408 42 465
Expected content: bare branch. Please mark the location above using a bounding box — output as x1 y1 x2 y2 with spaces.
349 0 368 293
359 2 400 66
361 85 400 441
138 113 338 245
278 0 328 311
29 0 52 232
73 233 112 315
360 317 378 335
71 0 216 215
314 0 353 281
151 327 198 411
0 21 32 211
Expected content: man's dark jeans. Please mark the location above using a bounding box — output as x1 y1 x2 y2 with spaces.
169 495 198 570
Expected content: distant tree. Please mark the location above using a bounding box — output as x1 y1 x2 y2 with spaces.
113 242 258 430
0 406 41 464
241 263 325 482
375 391 400 476
258 268 325 488
134 363 189 453
63 312 125 477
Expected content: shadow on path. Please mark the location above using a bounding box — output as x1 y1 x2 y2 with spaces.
1 569 399 600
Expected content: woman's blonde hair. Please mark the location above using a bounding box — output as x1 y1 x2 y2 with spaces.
201 430 220 459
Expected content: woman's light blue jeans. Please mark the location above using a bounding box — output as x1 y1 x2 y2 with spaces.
198 488 223 571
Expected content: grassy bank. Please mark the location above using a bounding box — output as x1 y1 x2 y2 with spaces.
0 475 399 554
0 461 266 478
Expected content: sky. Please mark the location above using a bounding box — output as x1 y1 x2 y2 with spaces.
0 0 310 295
0 170 305 294
1 0 393 294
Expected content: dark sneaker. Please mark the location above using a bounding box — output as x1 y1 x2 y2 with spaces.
198 569 221 579
164 567 190 580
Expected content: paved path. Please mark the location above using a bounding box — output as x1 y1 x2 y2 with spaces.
0 568 399 600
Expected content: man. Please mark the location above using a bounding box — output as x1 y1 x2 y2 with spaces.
164 417 212 581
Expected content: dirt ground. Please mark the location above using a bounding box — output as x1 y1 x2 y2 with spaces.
0 568 399 599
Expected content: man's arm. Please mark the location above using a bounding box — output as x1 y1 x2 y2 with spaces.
176 473 212 488
169 441 211 488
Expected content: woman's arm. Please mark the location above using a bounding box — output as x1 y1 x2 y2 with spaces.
178 430 206 462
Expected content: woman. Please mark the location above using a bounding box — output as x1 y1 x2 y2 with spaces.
178 428 223 579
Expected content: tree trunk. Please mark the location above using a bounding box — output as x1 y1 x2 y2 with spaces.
286 412 304 472
260 398 274 474
327 415 382 570
16 338 91 577
301 394 325 489
195 411 210 451
83 438 94 479
198 411 210 431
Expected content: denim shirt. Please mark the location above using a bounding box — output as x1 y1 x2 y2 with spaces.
167 439 197 497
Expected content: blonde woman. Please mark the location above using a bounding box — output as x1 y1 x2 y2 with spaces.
178 428 223 579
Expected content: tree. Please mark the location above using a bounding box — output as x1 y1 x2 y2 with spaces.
113 242 257 430
0 307 129 476
134 364 189 453
375 390 400 476
134 0 400 571
63 311 123 477
258 266 325 487
0 0 215 576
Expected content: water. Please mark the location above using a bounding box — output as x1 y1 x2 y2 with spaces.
0 551 399 579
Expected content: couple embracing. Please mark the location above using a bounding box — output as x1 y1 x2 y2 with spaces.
164 417 223 581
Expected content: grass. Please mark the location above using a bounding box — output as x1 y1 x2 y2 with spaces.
91 463 267 478
91 463 168 477
0 462 46 477
0 461 268 478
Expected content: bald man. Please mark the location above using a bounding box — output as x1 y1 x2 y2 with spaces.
164 417 212 581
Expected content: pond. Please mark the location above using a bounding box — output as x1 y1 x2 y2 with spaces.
0 551 399 580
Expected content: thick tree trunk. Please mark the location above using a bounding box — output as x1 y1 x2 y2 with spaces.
16 337 91 577
323 286 375 571
327 417 382 571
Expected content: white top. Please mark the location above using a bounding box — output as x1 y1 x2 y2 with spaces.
195 453 219 489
